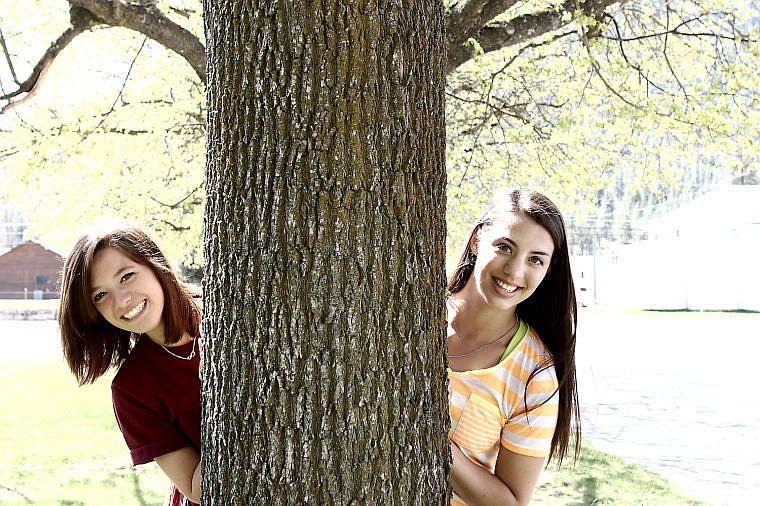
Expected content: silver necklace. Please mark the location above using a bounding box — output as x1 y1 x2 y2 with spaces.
161 335 197 361
448 317 519 358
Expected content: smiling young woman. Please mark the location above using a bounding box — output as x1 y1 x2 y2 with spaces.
58 220 202 505
446 188 580 506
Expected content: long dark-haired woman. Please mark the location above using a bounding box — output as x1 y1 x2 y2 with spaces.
447 188 580 505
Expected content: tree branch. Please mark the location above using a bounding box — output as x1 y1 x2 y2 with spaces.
446 0 520 53
1 0 205 113
149 183 204 210
0 6 96 113
0 27 19 83
579 20 645 111
156 218 192 232
74 36 149 147
69 0 205 82
606 14 669 95
2 0 753 118
446 0 627 72
0 483 32 505
662 5 689 101
1 1 205 114
603 12 755 44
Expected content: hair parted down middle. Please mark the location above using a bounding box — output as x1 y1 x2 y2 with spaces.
447 187 581 465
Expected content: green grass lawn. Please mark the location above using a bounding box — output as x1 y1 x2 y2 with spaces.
533 445 708 505
0 361 708 505
0 362 167 505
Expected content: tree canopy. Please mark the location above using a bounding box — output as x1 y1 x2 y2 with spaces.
1 0 757 267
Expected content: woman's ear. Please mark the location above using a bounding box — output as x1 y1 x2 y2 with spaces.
468 225 482 255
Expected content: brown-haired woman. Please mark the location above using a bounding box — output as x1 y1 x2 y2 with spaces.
59 220 201 505
447 188 580 505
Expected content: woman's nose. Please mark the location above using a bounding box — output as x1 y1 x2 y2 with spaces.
114 289 132 308
503 256 524 277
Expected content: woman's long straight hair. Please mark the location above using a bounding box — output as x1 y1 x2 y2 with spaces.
448 188 581 464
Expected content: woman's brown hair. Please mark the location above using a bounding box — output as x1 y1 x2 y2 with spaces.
448 187 581 465
58 220 201 385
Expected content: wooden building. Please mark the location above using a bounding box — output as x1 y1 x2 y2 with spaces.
0 241 64 299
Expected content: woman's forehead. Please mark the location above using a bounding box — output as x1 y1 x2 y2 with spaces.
481 214 555 247
88 247 136 283
482 212 529 232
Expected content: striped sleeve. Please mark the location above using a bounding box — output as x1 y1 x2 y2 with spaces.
500 341 559 457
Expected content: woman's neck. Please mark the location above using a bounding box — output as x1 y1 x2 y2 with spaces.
144 323 166 346
145 328 193 348
447 292 517 342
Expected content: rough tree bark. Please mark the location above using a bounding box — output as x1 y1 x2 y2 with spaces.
203 1 449 503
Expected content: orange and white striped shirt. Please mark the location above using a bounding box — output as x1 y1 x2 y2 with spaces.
448 321 559 505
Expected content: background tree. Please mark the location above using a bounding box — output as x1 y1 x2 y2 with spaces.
201 0 449 502
0 1 205 270
442 1 759 257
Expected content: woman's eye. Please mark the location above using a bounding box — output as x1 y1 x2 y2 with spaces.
93 292 106 303
121 272 135 283
497 243 511 253
529 256 545 266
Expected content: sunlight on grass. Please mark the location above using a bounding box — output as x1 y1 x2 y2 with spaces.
1 354 712 504
533 443 709 505
0 361 168 505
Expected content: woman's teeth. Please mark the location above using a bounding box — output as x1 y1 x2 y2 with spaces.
495 279 518 293
123 300 145 319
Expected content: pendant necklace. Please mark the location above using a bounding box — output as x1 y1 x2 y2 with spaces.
162 335 197 361
448 317 519 359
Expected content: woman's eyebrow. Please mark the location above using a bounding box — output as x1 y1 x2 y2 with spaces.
499 237 551 257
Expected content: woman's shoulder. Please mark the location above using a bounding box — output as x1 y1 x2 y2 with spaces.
520 325 553 360
111 338 159 388
511 325 557 382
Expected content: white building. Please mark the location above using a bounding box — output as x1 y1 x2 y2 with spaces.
572 185 760 311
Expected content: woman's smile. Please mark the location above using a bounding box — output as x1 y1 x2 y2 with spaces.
493 277 519 295
122 299 147 320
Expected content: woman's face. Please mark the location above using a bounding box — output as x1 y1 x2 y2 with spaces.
467 212 554 311
88 247 166 343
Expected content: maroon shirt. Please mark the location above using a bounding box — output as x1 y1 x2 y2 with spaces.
111 335 200 505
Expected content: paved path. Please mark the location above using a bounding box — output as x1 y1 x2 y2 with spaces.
576 308 760 506
0 320 62 363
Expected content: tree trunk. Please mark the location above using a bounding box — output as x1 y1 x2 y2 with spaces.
202 1 449 503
